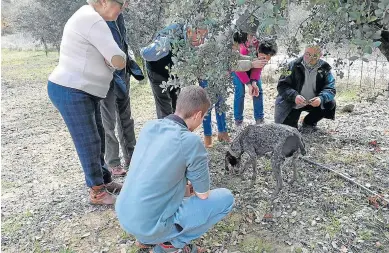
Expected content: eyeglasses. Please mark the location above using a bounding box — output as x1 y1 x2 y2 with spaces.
304 52 320 59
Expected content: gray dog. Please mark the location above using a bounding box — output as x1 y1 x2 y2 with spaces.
225 123 306 198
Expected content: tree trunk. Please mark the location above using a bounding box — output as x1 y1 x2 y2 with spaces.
378 30 389 97
41 37 48 56
379 30 389 62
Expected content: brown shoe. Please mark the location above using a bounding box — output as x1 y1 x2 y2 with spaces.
109 165 127 177
217 132 231 143
204 136 213 148
105 181 122 194
89 185 116 205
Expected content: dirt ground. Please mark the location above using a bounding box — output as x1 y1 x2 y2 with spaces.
1 50 389 253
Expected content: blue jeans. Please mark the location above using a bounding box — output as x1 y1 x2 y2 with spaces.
137 188 234 248
199 80 227 136
232 73 264 122
47 81 112 187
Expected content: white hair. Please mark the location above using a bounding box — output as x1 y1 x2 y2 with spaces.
86 0 99 4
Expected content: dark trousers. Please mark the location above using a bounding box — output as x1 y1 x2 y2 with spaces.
48 81 112 187
147 69 180 119
283 100 336 129
100 82 136 167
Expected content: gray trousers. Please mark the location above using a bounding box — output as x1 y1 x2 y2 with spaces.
147 69 179 119
100 81 136 167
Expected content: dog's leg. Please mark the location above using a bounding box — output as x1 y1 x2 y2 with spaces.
241 159 251 180
271 153 285 199
289 151 299 184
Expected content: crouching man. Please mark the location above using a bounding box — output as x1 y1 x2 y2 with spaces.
275 45 336 131
115 86 234 252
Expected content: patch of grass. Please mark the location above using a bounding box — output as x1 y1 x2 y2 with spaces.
1 49 58 82
239 236 274 253
214 213 242 233
324 149 376 167
2 218 22 235
337 87 359 102
323 215 342 238
358 229 373 241
59 248 77 253
1 179 17 189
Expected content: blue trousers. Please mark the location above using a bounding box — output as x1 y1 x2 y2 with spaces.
199 80 227 136
232 73 264 122
47 81 112 187
137 188 234 248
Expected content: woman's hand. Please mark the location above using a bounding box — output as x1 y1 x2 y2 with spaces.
251 58 268 69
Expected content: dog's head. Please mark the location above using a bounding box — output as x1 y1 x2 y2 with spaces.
225 149 241 171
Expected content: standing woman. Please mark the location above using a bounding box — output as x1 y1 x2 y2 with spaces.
47 0 127 205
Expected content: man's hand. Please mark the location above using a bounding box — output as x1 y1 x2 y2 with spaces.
251 58 268 69
295 95 307 106
184 183 194 197
309 97 321 107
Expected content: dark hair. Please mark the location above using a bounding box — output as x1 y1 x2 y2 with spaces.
257 38 278 56
233 31 248 44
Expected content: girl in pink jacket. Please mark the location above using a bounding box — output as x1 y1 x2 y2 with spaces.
232 32 277 125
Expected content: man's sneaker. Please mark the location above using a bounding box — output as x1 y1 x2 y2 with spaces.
89 185 116 205
255 118 265 124
105 181 122 194
151 243 203 253
109 165 127 177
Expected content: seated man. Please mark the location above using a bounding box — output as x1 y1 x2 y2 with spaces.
115 86 234 252
274 45 336 131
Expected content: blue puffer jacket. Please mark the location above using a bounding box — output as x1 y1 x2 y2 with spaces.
106 14 128 95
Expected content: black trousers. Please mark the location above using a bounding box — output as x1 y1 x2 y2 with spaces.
147 69 180 119
283 100 336 128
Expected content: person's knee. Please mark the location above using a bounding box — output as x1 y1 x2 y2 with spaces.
323 99 336 110
212 188 234 212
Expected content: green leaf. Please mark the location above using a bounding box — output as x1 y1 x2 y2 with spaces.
375 9 384 16
348 56 359 61
237 0 246 5
363 46 373 54
368 16 378 23
349 12 360 20
372 31 382 40
371 41 382 48
277 18 287 26
353 39 366 45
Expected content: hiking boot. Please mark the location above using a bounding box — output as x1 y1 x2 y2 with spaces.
109 165 127 177
105 181 122 194
89 185 116 205
204 136 213 148
217 132 231 143
255 118 265 124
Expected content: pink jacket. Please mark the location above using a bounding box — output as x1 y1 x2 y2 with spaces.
235 41 262 84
